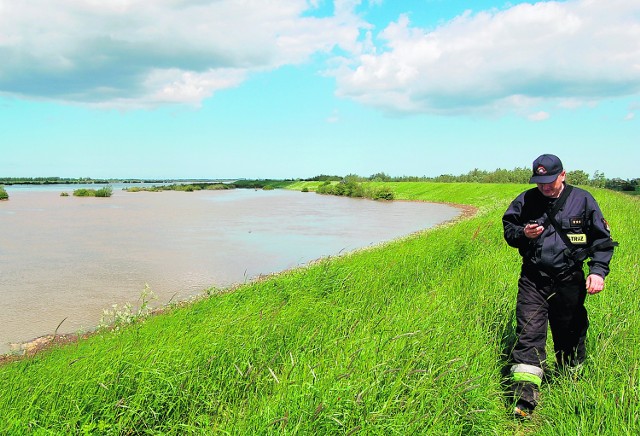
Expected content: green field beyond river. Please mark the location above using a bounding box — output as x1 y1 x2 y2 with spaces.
0 182 638 434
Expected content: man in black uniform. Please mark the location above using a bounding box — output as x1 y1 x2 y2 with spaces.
502 154 616 419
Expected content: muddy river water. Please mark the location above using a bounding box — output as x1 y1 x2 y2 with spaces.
0 185 460 354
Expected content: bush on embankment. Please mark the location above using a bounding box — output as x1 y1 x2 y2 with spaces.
316 179 394 200
0 183 637 435
0 185 8 200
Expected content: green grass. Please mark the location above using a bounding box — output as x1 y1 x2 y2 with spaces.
1 183 637 435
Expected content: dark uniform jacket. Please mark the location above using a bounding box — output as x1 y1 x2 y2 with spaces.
503 184 614 278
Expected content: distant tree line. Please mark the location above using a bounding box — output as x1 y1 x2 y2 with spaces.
231 179 296 189
0 177 230 186
303 169 639 195
604 177 639 193
2 170 638 197
305 174 343 182
0 177 114 185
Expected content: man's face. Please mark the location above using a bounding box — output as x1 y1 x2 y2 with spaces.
537 171 566 198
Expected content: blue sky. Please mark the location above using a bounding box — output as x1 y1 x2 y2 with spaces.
1 0 638 180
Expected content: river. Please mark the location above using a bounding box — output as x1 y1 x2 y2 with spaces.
0 184 460 354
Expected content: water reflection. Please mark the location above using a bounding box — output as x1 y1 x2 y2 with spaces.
0 187 460 353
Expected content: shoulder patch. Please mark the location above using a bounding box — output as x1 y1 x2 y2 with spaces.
602 218 611 232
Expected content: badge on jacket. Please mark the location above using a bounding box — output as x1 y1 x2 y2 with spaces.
568 234 587 245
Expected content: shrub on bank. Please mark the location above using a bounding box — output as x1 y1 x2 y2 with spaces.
368 185 394 200
0 185 8 200
316 180 395 200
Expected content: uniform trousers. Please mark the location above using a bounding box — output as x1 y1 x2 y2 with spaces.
511 264 588 406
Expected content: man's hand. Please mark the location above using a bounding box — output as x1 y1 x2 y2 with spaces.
524 223 544 239
586 274 605 295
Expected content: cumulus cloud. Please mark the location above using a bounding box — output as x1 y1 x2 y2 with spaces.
0 0 362 108
332 0 640 116
2 0 639 114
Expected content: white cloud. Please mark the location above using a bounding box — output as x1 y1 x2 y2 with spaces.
2 0 639 114
528 111 550 122
0 0 363 108
332 0 640 116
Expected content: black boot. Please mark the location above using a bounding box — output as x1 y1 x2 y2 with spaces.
511 381 538 420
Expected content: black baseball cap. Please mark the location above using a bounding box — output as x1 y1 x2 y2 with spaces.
529 154 563 184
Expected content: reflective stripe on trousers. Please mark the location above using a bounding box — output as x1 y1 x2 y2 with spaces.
511 363 543 387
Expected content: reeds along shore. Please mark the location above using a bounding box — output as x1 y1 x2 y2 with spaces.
0 182 638 435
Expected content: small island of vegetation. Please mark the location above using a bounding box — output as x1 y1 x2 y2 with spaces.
0 185 8 200
73 186 113 197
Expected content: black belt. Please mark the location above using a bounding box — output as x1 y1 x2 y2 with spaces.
523 262 582 283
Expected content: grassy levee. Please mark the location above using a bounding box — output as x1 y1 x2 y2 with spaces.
0 183 637 435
